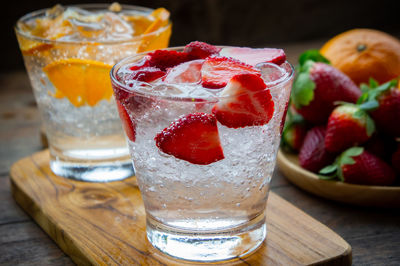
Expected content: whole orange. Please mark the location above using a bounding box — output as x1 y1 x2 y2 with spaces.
320 29 400 85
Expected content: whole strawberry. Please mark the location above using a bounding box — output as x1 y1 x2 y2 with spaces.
363 134 396 161
299 126 336 173
392 144 400 174
281 110 307 152
358 79 400 137
292 50 361 124
320 147 396 186
325 104 375 153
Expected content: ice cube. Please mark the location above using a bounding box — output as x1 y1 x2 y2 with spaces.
187 86 220 98
63 7 95 19
67 17 105 40
164 60 204 84
258 63 288 85
151 84 185 96
102 12 134 41
45 4 65 19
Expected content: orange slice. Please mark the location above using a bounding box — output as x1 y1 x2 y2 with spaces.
123 15 153 36
145 8 170 33
18 16 72 55
137 8 171 53
43 58 113 107
17 37 53 56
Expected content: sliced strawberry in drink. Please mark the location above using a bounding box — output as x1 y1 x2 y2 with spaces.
116 102 136 142
147 49 191 71
201 56 260 89
212 73 274 128
155 113 224 165
126 67 165 83
220 47 286 66
164 59 204 84
184 41 221 59
129 56 151 71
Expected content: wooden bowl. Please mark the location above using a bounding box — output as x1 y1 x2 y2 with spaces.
277 149 400 208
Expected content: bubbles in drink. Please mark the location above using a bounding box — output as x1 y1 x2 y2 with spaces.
101 12 134 41
148 84 185 95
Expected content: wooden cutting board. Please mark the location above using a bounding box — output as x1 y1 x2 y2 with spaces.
10 150 351 265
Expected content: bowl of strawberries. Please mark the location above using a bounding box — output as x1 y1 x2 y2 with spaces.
278 31 400 207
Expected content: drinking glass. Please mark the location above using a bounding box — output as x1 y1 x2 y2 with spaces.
111 47 294 261
15 4 171 182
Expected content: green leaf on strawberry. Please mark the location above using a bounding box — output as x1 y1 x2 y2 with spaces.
281 107 307 152
292 60 315 108
340 146 364 164
368 78 379 89
358 78 398 111
319 164 337 175
292 50 331 108
298 50 330 66
319 147 364 181
359 100 379 110
365 115 375 136
346 104 376 136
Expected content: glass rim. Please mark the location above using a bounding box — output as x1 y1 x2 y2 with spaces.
110 46 295 102
14 3 171 45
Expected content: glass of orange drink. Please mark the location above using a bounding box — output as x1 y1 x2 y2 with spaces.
15 3 171 181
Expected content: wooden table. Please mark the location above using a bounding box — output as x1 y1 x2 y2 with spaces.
1 41 400 265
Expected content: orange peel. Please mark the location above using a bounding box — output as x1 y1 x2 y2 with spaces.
137 8 171 53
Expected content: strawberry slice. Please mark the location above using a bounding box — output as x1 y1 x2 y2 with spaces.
212 73 274 128
147 50 191 71
155 113 224 165
164 59 204 84
129 56 151 71
126 67 165 83
220 47 286 66
201 56 260 89
184 41 221 59
116 102 135 142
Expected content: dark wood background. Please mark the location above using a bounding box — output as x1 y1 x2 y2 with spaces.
4 0 400 72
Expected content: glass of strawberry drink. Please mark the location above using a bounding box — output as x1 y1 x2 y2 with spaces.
111 42 294 262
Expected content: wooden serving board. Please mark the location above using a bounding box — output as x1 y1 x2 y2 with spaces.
10 150 351 266
277 149 400 208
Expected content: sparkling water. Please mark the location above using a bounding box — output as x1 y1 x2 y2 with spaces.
113 55 293 261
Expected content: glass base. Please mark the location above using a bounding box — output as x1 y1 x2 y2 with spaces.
50 159 134 182
146 212 266 262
